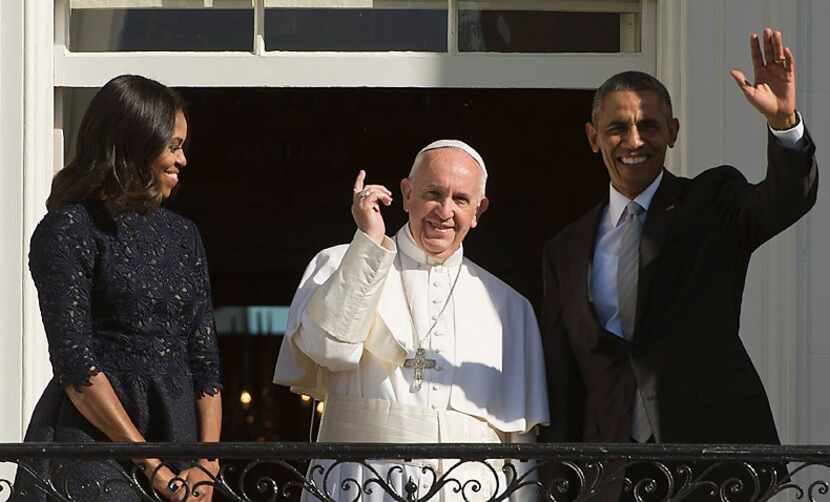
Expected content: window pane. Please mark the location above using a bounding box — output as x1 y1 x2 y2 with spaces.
264 1 447 52
68 2 253 52
62 88 98 168
458 0 641 53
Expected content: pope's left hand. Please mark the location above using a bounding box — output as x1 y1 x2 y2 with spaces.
730 27 797 129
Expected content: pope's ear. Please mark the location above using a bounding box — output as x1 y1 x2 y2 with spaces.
400 178 412 213
472 197 489 228
585 122 600 153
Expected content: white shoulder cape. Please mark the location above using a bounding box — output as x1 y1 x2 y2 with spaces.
273 242 550 434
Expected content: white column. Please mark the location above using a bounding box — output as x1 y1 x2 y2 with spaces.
656 0 687 177
22 0 56 424
0 0 25 486
0 0 25 445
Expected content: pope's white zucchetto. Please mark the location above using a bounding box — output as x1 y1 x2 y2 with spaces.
410 139 488 196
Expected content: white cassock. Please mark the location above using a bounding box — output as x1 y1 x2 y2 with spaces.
273 226 550 501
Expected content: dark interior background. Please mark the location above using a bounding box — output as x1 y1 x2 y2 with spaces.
169 88 606 308
163 87 608 445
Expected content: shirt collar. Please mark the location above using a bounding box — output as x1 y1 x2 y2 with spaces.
395 224 464 268
608 169 664 227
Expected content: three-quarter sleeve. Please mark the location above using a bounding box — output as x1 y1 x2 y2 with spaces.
188 226 223 397
29 208 100 390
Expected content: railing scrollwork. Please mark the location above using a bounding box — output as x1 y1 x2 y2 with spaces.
1 443 829 501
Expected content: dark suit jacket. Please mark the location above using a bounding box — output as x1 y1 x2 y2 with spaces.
540 129 817 444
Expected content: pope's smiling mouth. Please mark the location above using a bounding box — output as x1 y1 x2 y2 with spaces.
426 220 454 233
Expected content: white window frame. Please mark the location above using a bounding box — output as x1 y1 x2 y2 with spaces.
55 0 658 88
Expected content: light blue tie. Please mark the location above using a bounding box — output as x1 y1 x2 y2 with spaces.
617 201 644 341
617 201 653 442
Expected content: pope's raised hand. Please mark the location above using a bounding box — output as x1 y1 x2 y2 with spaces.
351 170 393 245
730 27 797 130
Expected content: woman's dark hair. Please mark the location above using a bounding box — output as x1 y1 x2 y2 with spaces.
47 74 185 213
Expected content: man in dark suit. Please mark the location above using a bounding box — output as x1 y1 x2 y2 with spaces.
540 26 817 453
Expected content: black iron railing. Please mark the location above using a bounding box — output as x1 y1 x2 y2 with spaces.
1 443 829 502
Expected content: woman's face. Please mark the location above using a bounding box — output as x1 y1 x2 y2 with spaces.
152 110 188 199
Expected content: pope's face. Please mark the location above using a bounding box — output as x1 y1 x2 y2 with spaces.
401 148 488 260
586 90 679 199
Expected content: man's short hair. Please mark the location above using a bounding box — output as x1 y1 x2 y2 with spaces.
591 70 674 123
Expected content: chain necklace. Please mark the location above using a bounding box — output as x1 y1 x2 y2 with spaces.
395 235 463 391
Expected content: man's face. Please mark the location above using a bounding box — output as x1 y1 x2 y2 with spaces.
586 90 679 199
401 148 489 260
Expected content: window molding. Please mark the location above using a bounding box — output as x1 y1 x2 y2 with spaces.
55 0 657 88
55 51 656 88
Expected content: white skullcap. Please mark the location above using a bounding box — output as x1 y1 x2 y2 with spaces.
410 139 488 195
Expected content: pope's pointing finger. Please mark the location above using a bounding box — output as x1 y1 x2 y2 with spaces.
353 170 366 194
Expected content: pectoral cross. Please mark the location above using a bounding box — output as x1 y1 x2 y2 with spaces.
403 348 436 391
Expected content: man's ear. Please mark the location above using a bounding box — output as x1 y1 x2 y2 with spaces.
471 197 489 228
668 118 680 147
400 178 412 213
585 122 600 153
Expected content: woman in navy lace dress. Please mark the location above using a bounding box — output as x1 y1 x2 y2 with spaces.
13 75 222 502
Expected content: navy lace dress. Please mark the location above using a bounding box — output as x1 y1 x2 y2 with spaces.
13 201 222 501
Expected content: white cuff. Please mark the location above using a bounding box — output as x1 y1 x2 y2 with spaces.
769 111 805 147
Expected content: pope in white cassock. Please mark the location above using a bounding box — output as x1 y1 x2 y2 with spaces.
273 140 550 501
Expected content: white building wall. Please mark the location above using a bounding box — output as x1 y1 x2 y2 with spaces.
677 0 830 445
800 0 830 445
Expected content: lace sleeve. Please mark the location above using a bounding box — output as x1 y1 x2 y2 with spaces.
28 207 100 390
188 225 223 397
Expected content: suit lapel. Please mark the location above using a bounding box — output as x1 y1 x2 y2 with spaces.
635 169 682 341
566 200 620 352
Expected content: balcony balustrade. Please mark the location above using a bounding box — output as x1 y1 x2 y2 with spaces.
1 443 829 502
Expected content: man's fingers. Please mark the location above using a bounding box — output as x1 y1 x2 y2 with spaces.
353 184 392 203
774 30 785 62
358 189 393 207
363 184 392 196
730 69 752 90
353 170 366 193
730 69 757 101
750 33 763 79
763 27 775 64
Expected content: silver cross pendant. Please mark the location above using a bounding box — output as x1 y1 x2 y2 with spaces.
403 348 436 391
